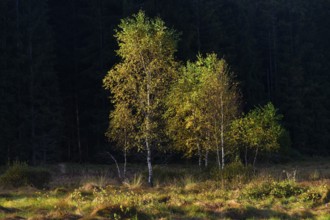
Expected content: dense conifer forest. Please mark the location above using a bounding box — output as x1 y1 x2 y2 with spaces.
1 0 330 165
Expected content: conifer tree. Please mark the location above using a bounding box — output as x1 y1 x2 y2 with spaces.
14 0 62 163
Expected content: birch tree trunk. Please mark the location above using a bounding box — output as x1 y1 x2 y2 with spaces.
146 140 153 186
123 133 127 178
220 93 225 169
215 124 221 170
146 71 153 187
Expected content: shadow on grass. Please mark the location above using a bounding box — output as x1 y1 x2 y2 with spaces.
166 205 316 220
0 206 27 220
222 206 315 220
0 206 20 214
92 205 150 220
0 193 14 198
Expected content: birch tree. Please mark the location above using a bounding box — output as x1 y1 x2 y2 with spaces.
103 11 178 186
166 54 239 168
199 54 240 169
229 102 283 167
165 62 209 167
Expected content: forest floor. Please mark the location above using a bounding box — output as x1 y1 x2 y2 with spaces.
0 158 330 220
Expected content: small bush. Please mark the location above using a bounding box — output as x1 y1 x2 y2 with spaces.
244 180 307 199
0 162 51 189
301 190 322 203
300 185 329 204
270 181 305 198
244 181 273 199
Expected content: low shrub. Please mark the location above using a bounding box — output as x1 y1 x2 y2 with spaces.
244 180 307 199
243 181 273 199
270 181 305 198
301 190 322 203
300 185 329 204
0 162 51 189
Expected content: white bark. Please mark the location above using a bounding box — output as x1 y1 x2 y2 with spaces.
215 122 221 170
146 70 153 187
220 93 225 169
146 140 153 186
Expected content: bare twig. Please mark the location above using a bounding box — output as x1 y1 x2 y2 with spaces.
105 152 122 179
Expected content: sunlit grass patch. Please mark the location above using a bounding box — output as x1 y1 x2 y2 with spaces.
0 160 329 219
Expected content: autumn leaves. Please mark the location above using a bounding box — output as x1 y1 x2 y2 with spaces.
104 11 283 186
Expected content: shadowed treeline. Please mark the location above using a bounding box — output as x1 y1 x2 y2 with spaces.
0 0 329 165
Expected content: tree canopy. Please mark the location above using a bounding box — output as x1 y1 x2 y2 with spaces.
166 53 240 168
230 103 284 167
1 0 329 165
103 11 178 186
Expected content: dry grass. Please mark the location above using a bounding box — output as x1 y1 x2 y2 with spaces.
0 159 329 219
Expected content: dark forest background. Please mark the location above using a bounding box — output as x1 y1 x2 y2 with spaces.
0 0 329 165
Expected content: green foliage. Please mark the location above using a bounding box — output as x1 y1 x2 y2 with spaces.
243 181 273 200
244 180 306 200
103 11 179 185
1 161 330 219
0 162 51 189
105 102 136 154
229 102 284 165
270 181 305 198
301 190 322 203
165 53 240 166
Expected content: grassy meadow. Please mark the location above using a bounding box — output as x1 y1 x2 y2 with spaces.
0 159 329 220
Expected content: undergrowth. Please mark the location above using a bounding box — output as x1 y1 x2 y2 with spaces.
0 162 51 189
0 161 329 219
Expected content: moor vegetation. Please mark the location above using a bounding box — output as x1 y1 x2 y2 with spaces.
0 2 330 220
0 160 329 219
